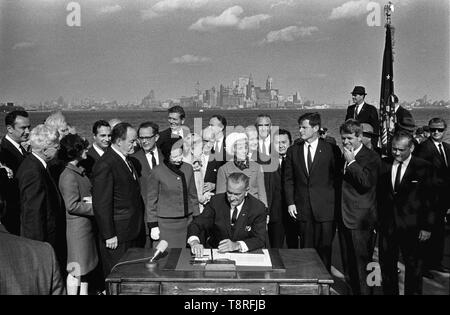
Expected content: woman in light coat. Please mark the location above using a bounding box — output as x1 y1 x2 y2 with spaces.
58 134 98 295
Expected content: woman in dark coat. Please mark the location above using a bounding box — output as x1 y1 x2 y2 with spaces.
58 134 98 295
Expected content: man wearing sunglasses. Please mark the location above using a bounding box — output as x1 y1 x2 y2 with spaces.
414 117 450 277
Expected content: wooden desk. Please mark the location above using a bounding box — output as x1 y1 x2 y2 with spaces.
106 248 333 295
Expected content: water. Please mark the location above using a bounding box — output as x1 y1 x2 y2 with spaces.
0 108 448 143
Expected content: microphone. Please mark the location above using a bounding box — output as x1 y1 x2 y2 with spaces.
150 240 168 262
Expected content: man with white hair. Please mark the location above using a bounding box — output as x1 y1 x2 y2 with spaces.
16 124 66 269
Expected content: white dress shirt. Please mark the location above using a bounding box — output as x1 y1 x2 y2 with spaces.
145 148 159 169
303 138 319 173
259 136 271 155
391 154 412 189
355 102 365 116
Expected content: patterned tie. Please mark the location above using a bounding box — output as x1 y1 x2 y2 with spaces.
307 145 313 175
126 158 136 179
354 105 359 119
394 161 403 193
438 144 448 167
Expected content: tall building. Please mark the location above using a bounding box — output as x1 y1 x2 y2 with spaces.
266 75 273 90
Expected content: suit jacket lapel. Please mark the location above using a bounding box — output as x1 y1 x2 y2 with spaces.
223 199 232 238
298 144 308 178
309 140 323 176
397 158 415 193
2 137 25 161
111 149 136 181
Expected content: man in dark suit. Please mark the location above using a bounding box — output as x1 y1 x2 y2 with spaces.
129 121 163 248
16 124 66 270
156 105 189 160
81 120 111 178
92 122 145 276
188 172 266 256
209 114 228 163
200 126 223 194
414 117 450 276
285 112 340 271
337 119 381 295
378 131 434 295
392 94 414 126
0 110 31 235
0 208 65 295
345 86 379 148
264 129 295 248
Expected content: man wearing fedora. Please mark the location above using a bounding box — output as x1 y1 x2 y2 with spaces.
346 86 379 149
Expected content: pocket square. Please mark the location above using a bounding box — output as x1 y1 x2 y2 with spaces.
245 226 252 232
411 180 418 183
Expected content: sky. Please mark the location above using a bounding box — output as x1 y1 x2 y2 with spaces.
0 0 449 105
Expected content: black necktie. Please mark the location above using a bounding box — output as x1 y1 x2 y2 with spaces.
354 105 359 119
394 161 403 192
438 144 448 167
231 207 238 226
20 145 26 156
150 151 157 169
307 145 313 175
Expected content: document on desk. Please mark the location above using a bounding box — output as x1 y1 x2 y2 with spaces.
199 249 272 267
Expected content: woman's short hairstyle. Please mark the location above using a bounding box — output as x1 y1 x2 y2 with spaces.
59 134 89 162
29 124 59 152
44 111 67 130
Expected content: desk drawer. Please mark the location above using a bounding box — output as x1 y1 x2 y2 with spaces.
279 284 320 295
161 282 278 295
119 282 160 295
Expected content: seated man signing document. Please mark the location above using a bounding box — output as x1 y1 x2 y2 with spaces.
187 172 267 257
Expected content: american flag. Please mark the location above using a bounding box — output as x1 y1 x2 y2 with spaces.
379 23 396 156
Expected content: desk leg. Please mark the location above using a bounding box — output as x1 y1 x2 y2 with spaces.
319 284 330 295
107 282 120 295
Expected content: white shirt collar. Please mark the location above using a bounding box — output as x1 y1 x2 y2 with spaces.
93 143 105 157
432 139 443 148
5 135 22 153
394 153 412 167
304 137 319 150
32 152 47 169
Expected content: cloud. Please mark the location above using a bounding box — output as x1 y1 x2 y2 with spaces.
171 54 212 65
329 0 370 20
99 5 122 15
12 42 35 50
142 0 215 19
238 14 271 30
190 6 271 31
270 0 295 9
153 0 210 12
260 25 318 44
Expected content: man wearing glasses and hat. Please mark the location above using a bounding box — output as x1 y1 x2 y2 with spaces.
345 86 379 148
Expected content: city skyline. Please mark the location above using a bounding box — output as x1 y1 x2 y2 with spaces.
1 0 449 105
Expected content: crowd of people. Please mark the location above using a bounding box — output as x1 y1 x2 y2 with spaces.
0 85 449 295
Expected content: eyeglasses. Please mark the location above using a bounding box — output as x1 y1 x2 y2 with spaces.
430 128 445 133
139 134 157 141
